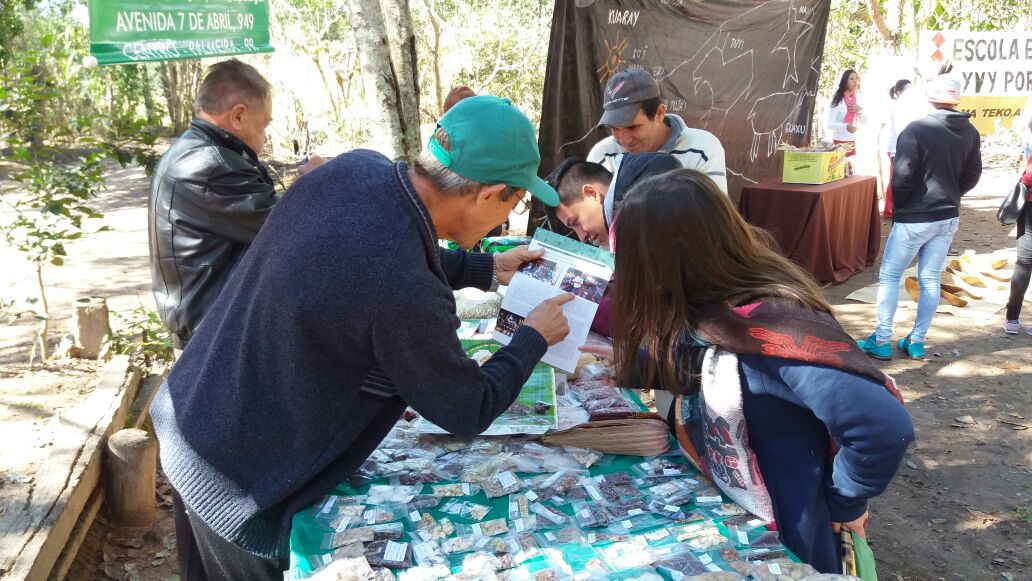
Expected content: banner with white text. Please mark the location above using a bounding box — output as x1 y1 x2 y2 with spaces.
88 0 274 65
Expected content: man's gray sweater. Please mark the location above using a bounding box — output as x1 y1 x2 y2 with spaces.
150 149 547 558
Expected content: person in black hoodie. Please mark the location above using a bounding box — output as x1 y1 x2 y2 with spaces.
858 76 982 360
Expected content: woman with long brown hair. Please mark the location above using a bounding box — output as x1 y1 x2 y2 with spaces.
586 169 914 573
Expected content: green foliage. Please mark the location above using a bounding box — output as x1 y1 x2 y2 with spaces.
1 149 108 266
104 305 175 366
922 0 1029 32
412 0 552 126
820 0 883 100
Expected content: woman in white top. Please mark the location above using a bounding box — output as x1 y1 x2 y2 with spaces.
826 69 866 157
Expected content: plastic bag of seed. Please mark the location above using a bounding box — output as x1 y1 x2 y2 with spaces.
571 500 614 528
364 539 413 569
481 470 523 498
440 498 493 521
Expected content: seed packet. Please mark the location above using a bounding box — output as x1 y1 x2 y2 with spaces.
440 498 493 521
529 502 568 527
605 497 650 519
646 479 699 506
305 545 376 579
461 455 518 483
409 494 441 510
367 484 423 504
651 544 713 577
583 397 633 414
395 471 442 486
509 516 538 534
544 543 610 578
461 550 515 574
398 563 452 581
457 517 509 537
411 540 447 567
583 526 630 545
563 446 606 468
596 539 658 570
737 547 788 562
441 534 481 555
718 514 768 531
509 494 532 519
645 499 691 521
728 526 781 549
470 438 506 455
631 458 694 480
693 490 726 506
747 560 819 580
702 503 750 518
609 513 666 535
530 470 589 501
362 504 404 525
326 526 374 549
482 471 523 498
413 516 455 541
370 522 404 541
432 482 481 497
536 525 585 546
571 500 614 529
364 539 413 568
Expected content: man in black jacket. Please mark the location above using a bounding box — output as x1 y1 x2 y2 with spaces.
149 59 279 350
858 75 982 361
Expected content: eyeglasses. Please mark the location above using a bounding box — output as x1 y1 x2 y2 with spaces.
512 196 532 215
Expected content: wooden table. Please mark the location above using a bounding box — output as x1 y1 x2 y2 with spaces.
737 175 881 284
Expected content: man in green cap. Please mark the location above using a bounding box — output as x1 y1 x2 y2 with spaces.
150 95 573 580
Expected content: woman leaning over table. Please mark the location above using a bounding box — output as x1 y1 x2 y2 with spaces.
582 169 914 573
826 69 866 157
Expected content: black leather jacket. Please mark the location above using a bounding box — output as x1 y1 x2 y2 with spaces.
149 119 280 347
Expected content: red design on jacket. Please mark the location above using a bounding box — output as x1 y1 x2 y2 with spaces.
747 328 851 368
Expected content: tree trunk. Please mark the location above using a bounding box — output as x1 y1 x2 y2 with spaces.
381 0 421 160
105 428 157 526
159 60 202 135
346 0 407 160
866 0 899 52
421 0 444 117
140 64 158 123
35 264 49 362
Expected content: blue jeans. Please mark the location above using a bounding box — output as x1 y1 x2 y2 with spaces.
875 217 960 343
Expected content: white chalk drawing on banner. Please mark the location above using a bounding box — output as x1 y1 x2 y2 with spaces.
691 32 755 133
747 55 821 161
772 1 815 88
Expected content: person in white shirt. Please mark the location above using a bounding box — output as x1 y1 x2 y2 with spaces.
587 69 727 194
826 69 866 157
883 79 928 218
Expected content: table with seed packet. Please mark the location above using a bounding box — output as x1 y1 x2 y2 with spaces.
287 342 816 581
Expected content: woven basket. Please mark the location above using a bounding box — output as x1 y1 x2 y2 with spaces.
541 413 670 456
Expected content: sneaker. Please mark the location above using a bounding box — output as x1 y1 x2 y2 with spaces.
858 333 892 360
1004 320 1021 334
897 334 925 359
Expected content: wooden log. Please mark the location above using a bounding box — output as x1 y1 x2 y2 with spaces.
0 356 139 580
104 429 157 527
72 297 111 360
48 488 103 581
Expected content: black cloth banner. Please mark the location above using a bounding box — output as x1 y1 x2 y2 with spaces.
534 0 831 230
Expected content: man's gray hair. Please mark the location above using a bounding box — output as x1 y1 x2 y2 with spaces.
413 127 520 200
194 59 271 116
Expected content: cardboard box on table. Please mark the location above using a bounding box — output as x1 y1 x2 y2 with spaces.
782 150 846 184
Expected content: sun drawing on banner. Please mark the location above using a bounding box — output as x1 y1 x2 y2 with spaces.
597 30 629 84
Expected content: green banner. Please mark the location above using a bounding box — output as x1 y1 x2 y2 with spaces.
88 1 274 65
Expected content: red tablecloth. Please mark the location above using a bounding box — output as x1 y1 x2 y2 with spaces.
737 175 880 284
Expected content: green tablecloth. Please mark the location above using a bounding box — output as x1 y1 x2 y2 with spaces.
287 439 801 579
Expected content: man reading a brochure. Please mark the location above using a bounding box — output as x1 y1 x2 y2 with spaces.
149 96 574 580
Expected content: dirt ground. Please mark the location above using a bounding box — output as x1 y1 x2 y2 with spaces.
1 149 1029 580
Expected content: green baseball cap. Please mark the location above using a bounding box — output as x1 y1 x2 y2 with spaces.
427 95 559 207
